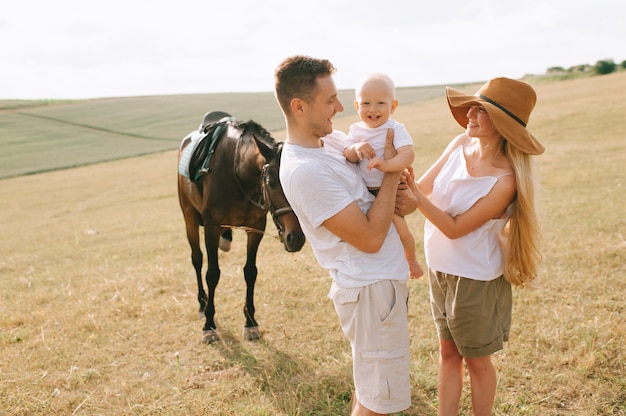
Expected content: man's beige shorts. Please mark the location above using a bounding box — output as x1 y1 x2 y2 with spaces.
328 280 411 414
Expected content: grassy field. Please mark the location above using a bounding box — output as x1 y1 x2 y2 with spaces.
0 73 624 415
0 83 460 179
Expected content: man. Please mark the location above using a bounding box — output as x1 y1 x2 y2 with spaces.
275 55 411 416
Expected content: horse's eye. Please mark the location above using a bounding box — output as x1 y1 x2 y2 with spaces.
266 166 279 187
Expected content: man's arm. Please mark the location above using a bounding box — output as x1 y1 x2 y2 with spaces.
323 129 401 253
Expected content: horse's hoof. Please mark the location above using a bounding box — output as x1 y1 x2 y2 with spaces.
243 326 262 341
219 237 231 252
202 329 220 344
197 311 205 320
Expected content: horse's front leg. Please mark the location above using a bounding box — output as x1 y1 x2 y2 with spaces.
202 228 221 344
242 229 264 341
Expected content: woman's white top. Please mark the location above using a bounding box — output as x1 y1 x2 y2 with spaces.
424 145 511 281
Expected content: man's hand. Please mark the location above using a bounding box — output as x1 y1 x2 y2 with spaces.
383 128 396 160
365 129 394 171
395 167 419 216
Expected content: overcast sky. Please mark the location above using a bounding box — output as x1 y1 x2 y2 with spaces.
2 0 624 100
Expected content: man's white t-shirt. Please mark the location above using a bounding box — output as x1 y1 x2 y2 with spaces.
280 130 408 288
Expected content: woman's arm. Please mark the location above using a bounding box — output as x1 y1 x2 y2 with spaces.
412 174 516 239
396 132 515 239
395 134 467 216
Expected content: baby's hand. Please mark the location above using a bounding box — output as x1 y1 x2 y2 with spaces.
354 143 375 160
367 157 388 171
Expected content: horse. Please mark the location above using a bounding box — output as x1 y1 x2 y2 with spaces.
177 111 305 343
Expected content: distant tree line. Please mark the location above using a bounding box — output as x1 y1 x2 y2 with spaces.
546 58 626 76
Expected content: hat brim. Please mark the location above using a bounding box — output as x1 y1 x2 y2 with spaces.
446 87 545 155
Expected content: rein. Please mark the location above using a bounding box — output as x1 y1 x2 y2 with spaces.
218 224 281 240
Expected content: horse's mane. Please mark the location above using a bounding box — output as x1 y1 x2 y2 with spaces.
239 120 274 145
239 119 280 160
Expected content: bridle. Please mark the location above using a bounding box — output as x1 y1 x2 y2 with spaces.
261 161 294 240
231 130 294 240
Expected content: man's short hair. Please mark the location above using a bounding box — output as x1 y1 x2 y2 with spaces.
274 55 336 114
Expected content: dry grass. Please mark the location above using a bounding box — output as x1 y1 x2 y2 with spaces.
1 73 625 415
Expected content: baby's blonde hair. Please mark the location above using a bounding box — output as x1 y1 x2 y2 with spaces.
355 73 396 101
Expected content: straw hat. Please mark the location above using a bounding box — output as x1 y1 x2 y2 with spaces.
446 77 544 155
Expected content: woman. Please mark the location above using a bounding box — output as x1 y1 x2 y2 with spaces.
397 77 544 415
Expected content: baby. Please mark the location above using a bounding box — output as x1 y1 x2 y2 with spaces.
344 73 423 279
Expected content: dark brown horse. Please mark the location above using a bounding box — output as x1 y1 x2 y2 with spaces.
177 111 305 343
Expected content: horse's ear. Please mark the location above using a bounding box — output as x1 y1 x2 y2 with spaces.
235 134 266 180
253 135 274 160
251 137 267 171
247 124 275 160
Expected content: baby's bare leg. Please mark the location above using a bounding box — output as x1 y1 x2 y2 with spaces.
393 215 423 279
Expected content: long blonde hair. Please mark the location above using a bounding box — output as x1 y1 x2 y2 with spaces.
502 141 542 287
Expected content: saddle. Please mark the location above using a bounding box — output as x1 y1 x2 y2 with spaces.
178 111 233 182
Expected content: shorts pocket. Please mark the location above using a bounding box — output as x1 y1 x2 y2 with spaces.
328 282 360 304
356 347 410 406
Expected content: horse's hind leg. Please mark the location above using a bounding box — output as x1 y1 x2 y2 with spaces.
242 230 263 341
